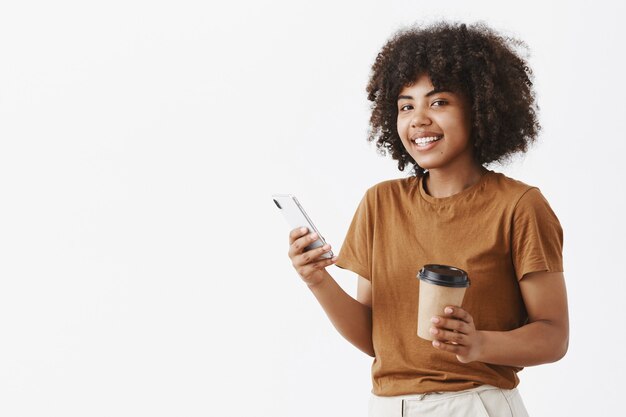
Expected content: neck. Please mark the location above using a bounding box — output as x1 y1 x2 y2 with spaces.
424 163 487 198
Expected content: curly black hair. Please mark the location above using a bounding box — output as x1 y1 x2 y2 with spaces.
366 21 540 177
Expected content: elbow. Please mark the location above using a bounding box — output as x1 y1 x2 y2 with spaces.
555 337 569 361
548 333 569 363
360 349 375 358
539 319 569 364
358 343 375 358
362 346 375 358
554 323 570 362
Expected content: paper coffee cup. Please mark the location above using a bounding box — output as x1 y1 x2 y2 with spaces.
417 264 470 341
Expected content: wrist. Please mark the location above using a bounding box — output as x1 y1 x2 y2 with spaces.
306 271 329 289
474 330 488 363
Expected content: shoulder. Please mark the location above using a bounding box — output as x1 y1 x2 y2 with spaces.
486 171 545 207
364 176 416 199
488 171 535 195
487 172 560 223
351 177 416 214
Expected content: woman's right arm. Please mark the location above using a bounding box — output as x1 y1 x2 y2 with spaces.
289 227 374 357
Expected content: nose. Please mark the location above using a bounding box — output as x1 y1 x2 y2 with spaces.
410 109 431 128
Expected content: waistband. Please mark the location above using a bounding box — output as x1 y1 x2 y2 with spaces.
369 385 521 417
371 384 512 404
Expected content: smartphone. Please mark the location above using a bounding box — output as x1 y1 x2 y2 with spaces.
272 194 333 259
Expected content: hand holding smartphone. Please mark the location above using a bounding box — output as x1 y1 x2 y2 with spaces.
272 194 333 259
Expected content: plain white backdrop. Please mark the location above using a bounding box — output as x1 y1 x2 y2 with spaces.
1 0 625 416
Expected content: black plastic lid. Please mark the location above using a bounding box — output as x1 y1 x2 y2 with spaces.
418 264 470 288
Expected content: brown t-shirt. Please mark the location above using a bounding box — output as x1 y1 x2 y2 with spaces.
335 170 564 396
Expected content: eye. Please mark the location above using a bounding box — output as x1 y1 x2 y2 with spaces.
399 104 413 111
432 99 448 107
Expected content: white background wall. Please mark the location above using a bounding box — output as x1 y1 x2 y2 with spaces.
1 0 624 415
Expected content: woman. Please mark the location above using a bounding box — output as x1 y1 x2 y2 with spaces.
287 21 568 416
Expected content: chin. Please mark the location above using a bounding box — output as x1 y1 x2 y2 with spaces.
412 159 441 171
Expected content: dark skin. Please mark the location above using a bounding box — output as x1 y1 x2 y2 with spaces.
356 73 569 366
366 22 541 178
287 74 569 365
429 270 569 366
288 228 374 357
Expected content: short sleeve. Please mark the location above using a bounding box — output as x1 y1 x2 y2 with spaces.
511 188 564 280
335 190 374 280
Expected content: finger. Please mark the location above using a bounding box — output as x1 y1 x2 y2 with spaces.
296 255 338 277
444 306 473 324
288 231 319 257
429 327 468 345
292 244 332 267
432 339 467 354
430 316 471 335
289 227 309 245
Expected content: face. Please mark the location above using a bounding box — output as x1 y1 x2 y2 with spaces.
396 73 476 174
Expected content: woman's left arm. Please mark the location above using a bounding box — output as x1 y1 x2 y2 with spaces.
430 271 569 366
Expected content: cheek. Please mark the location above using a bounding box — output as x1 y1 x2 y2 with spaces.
396 117 408 137
455 109 473 135
443 113 468 136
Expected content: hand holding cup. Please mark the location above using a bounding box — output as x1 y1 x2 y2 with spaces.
430 306 484 363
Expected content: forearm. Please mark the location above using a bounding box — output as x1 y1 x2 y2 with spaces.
308 270 374 357
477 320 568 367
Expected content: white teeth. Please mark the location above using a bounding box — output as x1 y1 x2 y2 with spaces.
414 136 442 145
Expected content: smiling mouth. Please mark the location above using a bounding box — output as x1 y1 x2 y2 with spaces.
414 135 443 147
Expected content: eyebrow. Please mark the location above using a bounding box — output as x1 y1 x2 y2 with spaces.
397 88 452 101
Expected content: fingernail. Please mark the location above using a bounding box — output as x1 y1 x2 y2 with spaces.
445 307 453 314
310 233 318 240
433 341 440 347
430 327 438 334
322 244 330 250
431 317 440 323
300 227 308 233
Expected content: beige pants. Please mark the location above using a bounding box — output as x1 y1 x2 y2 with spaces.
368 385 529 417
